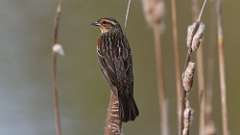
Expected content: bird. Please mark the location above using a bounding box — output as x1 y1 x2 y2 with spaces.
91 17 139 122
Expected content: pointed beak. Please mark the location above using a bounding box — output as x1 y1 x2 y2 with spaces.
91 21 100 27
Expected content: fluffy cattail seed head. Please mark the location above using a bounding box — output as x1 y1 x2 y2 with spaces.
186 22 205 51
183 100 194 135
182 62 195 92
142 0 165 30
52 43 64 56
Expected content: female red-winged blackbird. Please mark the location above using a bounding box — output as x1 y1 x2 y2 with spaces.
91 17 139 122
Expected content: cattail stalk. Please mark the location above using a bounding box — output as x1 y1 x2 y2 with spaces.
104 92 122 135
170 0 182 134
205 57 216 135
216 0 229 135
51 0 63 135
182 62 195 135
196 46 205 135
181 0 207 134
204 2 217 134
153 27 168 135
124 0 132 29
142 0 168 134
191 0 206 134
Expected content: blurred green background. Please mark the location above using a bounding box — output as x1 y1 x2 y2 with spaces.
0 0 239 135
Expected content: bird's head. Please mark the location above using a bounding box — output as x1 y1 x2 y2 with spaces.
91 17 121 34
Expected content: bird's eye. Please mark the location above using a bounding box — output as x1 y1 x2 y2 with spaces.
102 21 108 24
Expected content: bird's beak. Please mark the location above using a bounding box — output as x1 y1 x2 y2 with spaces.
91 21 100 27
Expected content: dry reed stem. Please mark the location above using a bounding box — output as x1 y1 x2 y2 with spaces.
124 0 132 29
182 21 205 135
153 28 168 135
170 0 182 134
204 2 217 134
191 0 206 134
205 59 216 135
142 0 168 134
196 46 206 135
182 62 195 135
104 92 122 135
181 43 194 135
51 0 63 135
181 1 207 134
216 0 229 134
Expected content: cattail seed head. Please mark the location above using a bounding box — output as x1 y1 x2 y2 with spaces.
182 62 195 92
186 22 205 51
52 43 64 56
142 0 165 30
191 22 205 51
187 22 198 49
183 100 194 135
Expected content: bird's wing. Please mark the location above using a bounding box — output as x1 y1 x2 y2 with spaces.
114 37 134 97
97 53 119 95
97 35 119 95
97 35 133 96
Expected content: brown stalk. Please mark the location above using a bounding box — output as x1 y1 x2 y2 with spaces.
141 0 168 134
170 0 182 134
204 1 217 134
51 0 63 135
182 62 195 135
182 50 194 135
181 0 207 134
124 0 132 29
153 27 168 135
104 92 122 135
191 0 206 134
216 0 229 135
196 46 205 135
205 53 216 135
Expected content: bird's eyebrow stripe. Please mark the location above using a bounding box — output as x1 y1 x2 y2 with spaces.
102 19 117 25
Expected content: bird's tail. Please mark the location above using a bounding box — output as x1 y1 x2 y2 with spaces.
119 95 139 122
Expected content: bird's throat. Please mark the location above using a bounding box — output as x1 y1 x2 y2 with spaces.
100 27 111 34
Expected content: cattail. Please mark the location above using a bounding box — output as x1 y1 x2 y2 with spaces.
186 22 205 52
182 62 196 92
142 0 165 30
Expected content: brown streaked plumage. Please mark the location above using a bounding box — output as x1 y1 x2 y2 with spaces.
91 17 139 122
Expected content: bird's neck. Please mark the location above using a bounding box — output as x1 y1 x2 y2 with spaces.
101 28 123 37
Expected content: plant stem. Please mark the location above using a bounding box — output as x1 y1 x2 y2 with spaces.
153 28 168 135
181 1 208 134
216 0 229 134
124 0 133 29
197 0 208 22
191 0 206 134
104 92 122 135
196 46 205 135
204 2 217 134
170 0 182 134
51 0 62 135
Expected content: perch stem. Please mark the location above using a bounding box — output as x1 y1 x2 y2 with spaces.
51 0 62 135
104 93 122 135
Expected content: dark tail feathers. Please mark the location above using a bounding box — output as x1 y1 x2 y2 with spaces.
119 96 139 122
